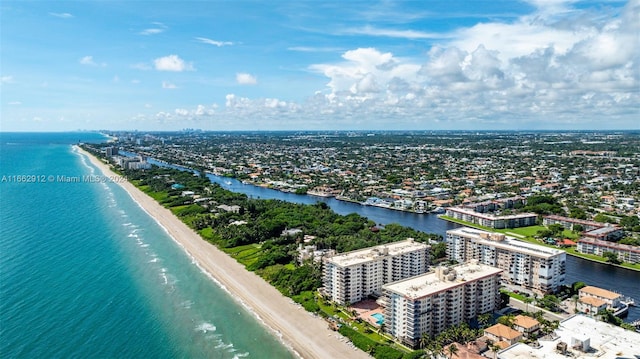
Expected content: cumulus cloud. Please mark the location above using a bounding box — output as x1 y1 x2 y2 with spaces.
236 73 257 85
140 0 639 130
154 55 194 71
195 37 234 46
162 81 177 89
302 1 639 129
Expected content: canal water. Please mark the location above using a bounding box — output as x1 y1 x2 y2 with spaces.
149 159 640 323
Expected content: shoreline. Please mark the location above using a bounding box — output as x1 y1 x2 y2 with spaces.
76 146 370 359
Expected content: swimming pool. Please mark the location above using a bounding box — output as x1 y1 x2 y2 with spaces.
370 313 384 325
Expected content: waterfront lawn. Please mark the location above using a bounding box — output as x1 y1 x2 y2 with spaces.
221 244 262 267
199 227 221 242
502 226 546 237
137 184 171 202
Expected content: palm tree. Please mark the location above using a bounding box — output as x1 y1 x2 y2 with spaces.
478 313 492 329
489 343 502 359
524 296 533 313
497 314 516 328
446 344 459 358
419 332 430 349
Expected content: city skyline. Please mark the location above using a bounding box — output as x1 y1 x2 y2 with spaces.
1 0 638 132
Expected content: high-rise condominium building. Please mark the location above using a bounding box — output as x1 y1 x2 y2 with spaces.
381 262 502 348
446 228 566 293
321 238 430 305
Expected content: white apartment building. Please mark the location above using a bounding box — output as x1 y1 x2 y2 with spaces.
446 228 566 294
381 262 502 348
321 238 430 305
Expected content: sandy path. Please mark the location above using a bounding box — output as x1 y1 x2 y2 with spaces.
77 147 370 359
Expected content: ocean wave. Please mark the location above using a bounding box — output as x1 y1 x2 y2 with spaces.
195 322 217 333
180 300 193 309
214 342 233 350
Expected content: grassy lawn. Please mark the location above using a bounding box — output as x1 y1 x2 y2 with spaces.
221 244 263 267
501 225 546 237
170 205 189 214
500 288 526 302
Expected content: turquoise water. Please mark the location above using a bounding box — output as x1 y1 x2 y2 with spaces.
0 133 294 358
370 313 384 325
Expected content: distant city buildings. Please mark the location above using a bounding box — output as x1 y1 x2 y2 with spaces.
446 228 566 293
321 238 430 305
381 262 502 348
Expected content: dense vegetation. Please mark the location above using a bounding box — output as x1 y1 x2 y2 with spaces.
123 165 442 295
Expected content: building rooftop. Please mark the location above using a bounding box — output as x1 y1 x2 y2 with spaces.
447 206 538 220
382 262 502 299
448 227 565 259
513 315 539 330
578 296 606 307
578 237 640 253
485 323 522 340
327 238 428 267
579 286 621 300
498 315 640 359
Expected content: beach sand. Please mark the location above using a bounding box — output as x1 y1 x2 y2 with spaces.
78 147 371 359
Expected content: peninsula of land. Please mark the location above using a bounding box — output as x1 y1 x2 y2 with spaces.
77 146 371 359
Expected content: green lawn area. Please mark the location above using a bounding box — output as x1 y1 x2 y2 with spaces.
221 244 263 267
500 226 546 237
500 288 526 302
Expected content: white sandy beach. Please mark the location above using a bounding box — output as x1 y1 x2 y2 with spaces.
77 146 370 359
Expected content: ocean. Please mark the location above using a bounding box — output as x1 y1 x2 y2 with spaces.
0 133 294 358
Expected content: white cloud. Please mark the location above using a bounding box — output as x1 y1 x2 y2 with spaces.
49 12 73 19
342 25 443 40
154 55 194 72
140 28 164 35
79 56 106 67
80 56 95 65
139 22 167 35
137 1 639 130
8 101 21 105
195 37 234 47
1 76 13 84
236 73 257 85
162 81 177 89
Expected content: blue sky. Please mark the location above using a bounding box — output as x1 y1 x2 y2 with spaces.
1 0 638 131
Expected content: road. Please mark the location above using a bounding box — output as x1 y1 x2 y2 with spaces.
508 297 569 322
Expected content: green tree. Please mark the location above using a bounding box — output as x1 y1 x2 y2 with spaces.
446 344 459 358
603 251 622 264
497 314 515 328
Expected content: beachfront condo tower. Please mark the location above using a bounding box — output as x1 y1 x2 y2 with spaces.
380 262 502 348
321 238 430 305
